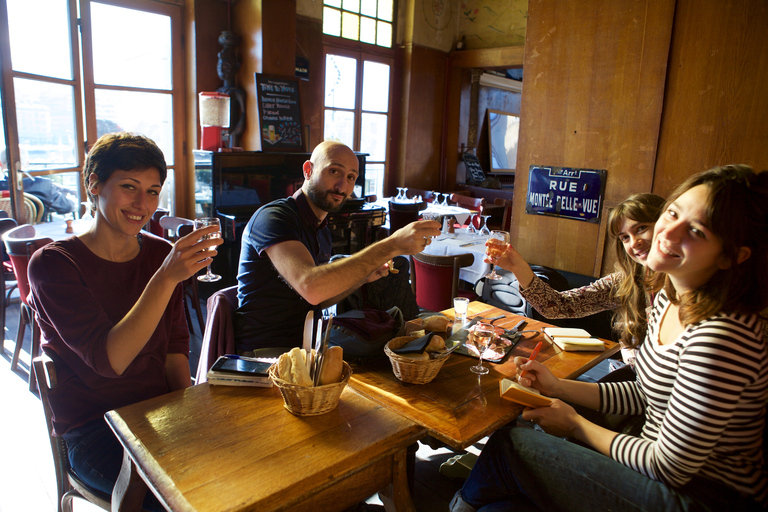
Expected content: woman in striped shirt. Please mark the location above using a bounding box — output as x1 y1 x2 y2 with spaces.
451 165 768 512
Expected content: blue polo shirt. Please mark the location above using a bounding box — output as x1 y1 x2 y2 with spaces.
234 190 332 351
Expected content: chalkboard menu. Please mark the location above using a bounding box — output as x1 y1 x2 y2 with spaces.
255 74 304 151
462 153 486 185
525 165 607 223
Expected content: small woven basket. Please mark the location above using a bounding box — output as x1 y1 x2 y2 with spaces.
384 336 449 384
268 361 352 416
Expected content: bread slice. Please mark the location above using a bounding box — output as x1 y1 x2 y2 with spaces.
318 346 344 385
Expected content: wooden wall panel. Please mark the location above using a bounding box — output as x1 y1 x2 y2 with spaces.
296 16 324 151
511 0 675 276
397 45 448 193
653 0 768 198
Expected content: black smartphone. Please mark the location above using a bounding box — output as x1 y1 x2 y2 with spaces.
211 357 272 376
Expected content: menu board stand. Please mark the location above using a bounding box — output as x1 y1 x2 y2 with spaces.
254 74 304 152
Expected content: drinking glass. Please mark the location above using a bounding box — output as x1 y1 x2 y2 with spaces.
453 297 469 328
465 214 477 234
194 217 222 282
484 230 509 280
403 187 409 201
478 215 492 236
431 191 440 204
395 187 405 201
421 212 441 242
440 193 450 207
470 323 495 375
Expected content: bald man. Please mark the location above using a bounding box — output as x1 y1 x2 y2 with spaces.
234 141 440 352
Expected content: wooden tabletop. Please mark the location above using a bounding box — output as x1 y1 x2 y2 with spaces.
348 301 620 450
106 382 425 512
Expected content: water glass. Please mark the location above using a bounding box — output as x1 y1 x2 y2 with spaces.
453 297 469 327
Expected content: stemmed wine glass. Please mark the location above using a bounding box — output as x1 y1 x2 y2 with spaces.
403 187 410 201
431 191 440 204
395 187 405 202
478 215 492 236
484 230 509 280
194 217 222 282
440 193 450 207
470 323 495 375
466 213 477 234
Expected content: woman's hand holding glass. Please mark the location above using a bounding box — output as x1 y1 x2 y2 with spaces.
193 218 223 282
484 230 509 280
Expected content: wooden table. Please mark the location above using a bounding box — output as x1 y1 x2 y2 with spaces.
105 382 425 512
349 302 620 450
33 218 89 241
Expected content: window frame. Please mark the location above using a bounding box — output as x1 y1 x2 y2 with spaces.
322 36 394 198
0 0 186 222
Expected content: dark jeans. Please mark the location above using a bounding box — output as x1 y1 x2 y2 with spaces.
64 419 164 512
459 426 762 512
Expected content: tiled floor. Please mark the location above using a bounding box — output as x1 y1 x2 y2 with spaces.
0 294 477 512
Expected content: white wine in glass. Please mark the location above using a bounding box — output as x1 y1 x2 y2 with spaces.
484 230 509 280
470 323 495 375
194 217 222 282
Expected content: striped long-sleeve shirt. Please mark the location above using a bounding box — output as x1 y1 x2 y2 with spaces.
600 290 768 504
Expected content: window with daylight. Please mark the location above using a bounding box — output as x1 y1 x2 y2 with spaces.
323 48 392 199
322 0 393 49
0 0 185 221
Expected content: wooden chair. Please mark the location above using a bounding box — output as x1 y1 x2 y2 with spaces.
195 285 237 383
490 197 513 232
145 207 169 237
33 354 112 512
176 223 205 335
0 217 19 340
2 224 52 392
0 193 44 224
409 252 476 312
388 200 426 234
404 188 436 203
195 285 286 383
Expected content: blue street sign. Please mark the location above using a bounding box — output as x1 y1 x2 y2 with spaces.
525 165 607 223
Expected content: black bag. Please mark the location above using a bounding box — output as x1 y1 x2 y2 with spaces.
475 265 568 320
334 255 419 320
327 306 404 363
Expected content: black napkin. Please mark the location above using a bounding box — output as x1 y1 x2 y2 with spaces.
392 332 435 354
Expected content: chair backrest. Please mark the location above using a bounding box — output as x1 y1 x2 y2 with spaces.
450 193 485 213
159 216 193 242
24 193 45 223
404 188 436 203
388 200 426 233
409 252 474 312
145 207 169 237
33 355 111 512
195 285 238 384
0 195 40 224
493 197 513 232
2 224 53 306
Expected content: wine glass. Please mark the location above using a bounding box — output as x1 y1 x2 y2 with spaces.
470 323 495 375
403 187 409 201
440 193 450 207
484 230 509 280
394 187 405 201
431 191 440 204
478 215 492 236
465 213 477 234
194 217 222 282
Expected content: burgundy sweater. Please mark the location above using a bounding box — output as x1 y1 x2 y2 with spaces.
29 234 189 436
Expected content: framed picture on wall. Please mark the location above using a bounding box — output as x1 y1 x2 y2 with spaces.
487 110 520 174
254 74 304 152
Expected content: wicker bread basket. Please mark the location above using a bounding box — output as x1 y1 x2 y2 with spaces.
384 335 449 384
268 361 352 416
